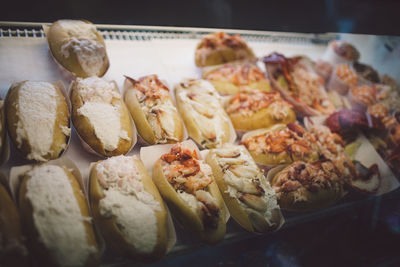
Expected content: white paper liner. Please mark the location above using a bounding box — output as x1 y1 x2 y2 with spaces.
122 76 189 146
8 157 106 258
87 158 177 256
5 80 72 162
68 79 137 158
140 140 230 223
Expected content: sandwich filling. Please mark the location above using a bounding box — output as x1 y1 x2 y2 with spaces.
241 123 318 163
272 160 343 202
133 75 180 143
25 165 96 266
96 155 160 254
226 90 293 120
15 81 69 161
204 62 268 87
76 77 130 151
59 21 106 76
177 79 230 148
212 145 279 225
160 142 220 229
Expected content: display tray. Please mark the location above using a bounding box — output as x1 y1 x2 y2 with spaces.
0 22 399 266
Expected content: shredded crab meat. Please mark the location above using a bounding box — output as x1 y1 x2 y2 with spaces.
335 64 359 86
199 32 248 49
307 124 355 179
133 75 179 142
350 85 376 107
160 143 220 228
226 90 292 116
291 67 333 113
205 63 267 86
241 123 317 159
274 160 342 195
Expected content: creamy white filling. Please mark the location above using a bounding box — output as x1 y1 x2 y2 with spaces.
61 37 105 76
216 145 279 222
60 125 71 136
144 102 178 142
26 165 96 266
78 102 128 151
76 77 119 103
96 156 160 253
178 191 201 213
178 80 229 147
16 82 58 161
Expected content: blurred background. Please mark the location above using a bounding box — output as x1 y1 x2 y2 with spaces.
2 0 400 35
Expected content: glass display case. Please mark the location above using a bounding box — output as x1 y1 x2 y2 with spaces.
0 21 399 266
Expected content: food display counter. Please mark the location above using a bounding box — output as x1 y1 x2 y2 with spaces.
0 21 399 266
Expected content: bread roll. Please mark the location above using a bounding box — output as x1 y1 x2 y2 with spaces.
124 75 184 145
89 155 169 261
46 19 109 78
269 160 345 211
0 179 29 267
5 81 70 161
152 141 226 244
175 79 232 149
71 77 133 156
195 32 255 67
202 61 271 95
18 164 100 266
206 144 284 233
225 90 296 131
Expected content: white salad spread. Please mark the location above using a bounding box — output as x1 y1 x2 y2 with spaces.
25 165 96 266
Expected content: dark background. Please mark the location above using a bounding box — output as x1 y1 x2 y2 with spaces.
2 0 400 35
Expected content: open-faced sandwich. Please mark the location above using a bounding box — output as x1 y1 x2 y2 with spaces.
175 79 234 149
152 141 226 244
202 60 271 94
124 75 184 145
18 164 100 267
225 90 296 131
268 159 345 211
206 144 284 233
46 19 109 78
263 53 335 116
5 81 70 161
89 155 169 261
195 31 255 67
71 76 133 156
240 123 319 167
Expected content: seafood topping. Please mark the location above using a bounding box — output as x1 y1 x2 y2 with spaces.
199 32 248 49
129 75 179 142
241 123 317 160
214 145 279 225
226 90 292 118
160 143 219 228
205 63 267 86
335 64 359 86
274 160 342 197
350 85 376 108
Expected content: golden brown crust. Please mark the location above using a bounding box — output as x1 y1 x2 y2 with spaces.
89 158 168 261
70 79 133 157
124 76 184 145
5 81 70 161
195 32 255 67
225 91 296 131
47 20 109 78
202 61 271 94
0 182 29 267
18 167 100 267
